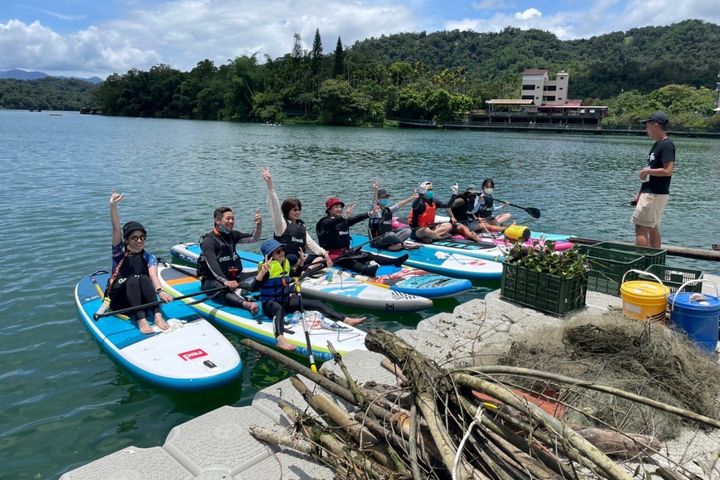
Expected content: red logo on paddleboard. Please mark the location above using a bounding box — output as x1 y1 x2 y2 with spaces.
178 348 208 361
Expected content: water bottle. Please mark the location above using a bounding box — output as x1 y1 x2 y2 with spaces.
290 311 301 324
325 269 334 283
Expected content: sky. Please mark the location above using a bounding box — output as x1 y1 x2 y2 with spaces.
0 0 717 78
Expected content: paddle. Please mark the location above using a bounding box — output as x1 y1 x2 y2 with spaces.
93 285 229 320
342 231 396 257
293 277 317 372
494 199 541 219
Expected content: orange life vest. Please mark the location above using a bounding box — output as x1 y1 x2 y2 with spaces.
408 201 436 228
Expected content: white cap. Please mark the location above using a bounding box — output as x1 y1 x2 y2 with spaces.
418 181 433 194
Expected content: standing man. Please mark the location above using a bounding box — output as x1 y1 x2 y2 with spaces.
632 111 675 248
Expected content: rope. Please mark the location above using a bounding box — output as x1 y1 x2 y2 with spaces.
452 404 484 480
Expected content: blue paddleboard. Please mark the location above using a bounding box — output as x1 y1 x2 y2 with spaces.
75 272 242 390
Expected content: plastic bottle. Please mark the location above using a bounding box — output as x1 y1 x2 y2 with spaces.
290 311 302 324
325 269 334 283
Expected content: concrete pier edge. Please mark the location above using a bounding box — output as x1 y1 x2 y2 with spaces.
61 275 720 479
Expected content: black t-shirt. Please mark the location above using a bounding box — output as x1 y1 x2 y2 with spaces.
641 137 675 195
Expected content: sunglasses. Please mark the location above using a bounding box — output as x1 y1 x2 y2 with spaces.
129 235 146 242
272 248 285 255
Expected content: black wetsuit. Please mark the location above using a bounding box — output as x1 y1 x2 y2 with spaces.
197 229 255 308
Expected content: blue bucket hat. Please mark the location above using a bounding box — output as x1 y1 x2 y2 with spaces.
261 239 286 258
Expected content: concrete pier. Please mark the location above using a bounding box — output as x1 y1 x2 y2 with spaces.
61 277 720 479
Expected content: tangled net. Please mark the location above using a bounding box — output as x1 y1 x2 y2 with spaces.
496 311 720 440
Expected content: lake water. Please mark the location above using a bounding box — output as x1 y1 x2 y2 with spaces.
0 110 718 479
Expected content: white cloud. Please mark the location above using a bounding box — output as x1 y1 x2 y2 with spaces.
0 0 417 77
514 8 542 20
1 0 718 77
0 19 160 77
444 0 719 40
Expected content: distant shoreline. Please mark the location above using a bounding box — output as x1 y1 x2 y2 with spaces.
396 119 720 138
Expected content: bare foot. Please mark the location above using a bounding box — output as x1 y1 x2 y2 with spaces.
343 316 366 326
154 314 170 331
243 301 259 314
276 335 296 351
137 318 153 334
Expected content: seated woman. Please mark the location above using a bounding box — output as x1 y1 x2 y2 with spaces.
262 167 332 269
472 178 512 233
408 181 454 243
316 197 407 277
368 179 417 251
249 239 364 351
107 192 172 334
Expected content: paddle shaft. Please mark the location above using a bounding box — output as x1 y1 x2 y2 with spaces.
294 280 318 372
493 198 541 219
94 285 229 320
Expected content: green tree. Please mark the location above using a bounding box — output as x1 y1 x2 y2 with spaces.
334 37 345 78
311 28 323 80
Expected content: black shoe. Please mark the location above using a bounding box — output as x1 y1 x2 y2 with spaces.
361 265 379 277
393 253 409 266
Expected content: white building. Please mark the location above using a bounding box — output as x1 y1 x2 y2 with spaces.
520 69 569 106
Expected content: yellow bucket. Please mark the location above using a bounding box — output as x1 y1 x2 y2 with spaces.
620 270 670 321
504 225 531 242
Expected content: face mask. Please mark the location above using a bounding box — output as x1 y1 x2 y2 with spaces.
218 224 231 234
425 191 434 200
379 198 390 207
484 188 494 195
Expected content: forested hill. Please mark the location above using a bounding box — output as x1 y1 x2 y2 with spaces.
0 77 97 110
350 19 720 98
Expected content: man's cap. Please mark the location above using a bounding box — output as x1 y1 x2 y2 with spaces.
261 238 286 257
122 221 146 239
377 189 390 198
325 197 345 211
641 111 669 128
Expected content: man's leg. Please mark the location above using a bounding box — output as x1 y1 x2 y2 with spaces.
647 227 661 249
635 224 651 247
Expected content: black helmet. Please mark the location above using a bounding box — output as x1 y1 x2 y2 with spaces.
122 221 147 239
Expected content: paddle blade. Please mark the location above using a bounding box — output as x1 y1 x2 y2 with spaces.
525 207 541 219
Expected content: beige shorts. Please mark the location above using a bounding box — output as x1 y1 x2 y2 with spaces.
632 193 669 228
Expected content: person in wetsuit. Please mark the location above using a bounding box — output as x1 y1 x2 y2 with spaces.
473 178 511 233
316 197 408 277
368 179 417 251
262 167 332 269
107 192 172 334
197 206 262 313
249 239 364 351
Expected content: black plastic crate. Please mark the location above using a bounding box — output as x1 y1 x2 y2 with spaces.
645 264 703 293
501 262 587 316
584 248 645 296
592 242 666 269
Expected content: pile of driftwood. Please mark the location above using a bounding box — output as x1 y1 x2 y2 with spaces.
242 330 720 480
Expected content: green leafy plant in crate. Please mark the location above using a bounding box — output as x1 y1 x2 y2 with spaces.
501 241 591 316
505 240 590 278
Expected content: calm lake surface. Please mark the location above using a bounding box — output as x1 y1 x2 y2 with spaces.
0 110 718 479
